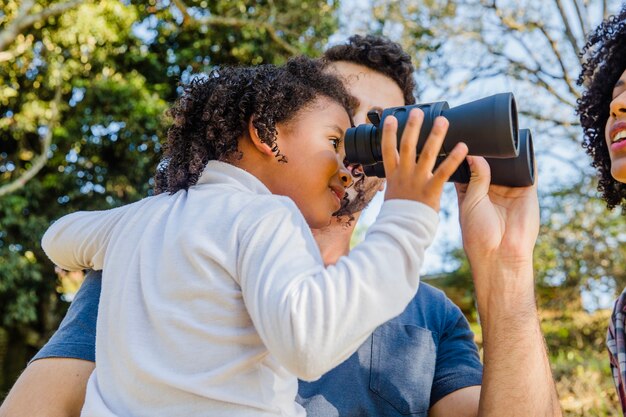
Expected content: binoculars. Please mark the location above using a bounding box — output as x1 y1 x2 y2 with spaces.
344 92 535 187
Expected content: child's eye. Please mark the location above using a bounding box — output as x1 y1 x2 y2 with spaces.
329 137 342 151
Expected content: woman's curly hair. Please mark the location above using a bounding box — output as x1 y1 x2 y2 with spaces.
158 56 356 193
322 34 416 105
577 5 626 210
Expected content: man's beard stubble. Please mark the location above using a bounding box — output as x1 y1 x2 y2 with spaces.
332 172 384 223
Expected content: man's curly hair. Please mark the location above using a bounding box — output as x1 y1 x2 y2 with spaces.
158 56 355 193
577 5 626 210
322 34 416 105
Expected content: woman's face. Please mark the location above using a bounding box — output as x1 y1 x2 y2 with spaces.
605 68 626 183
268 97 352 229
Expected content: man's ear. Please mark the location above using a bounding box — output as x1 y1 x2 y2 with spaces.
247 118 274 157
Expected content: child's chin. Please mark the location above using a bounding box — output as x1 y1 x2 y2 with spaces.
307 215 332 230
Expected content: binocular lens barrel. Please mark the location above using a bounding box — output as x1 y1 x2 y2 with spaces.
361 129 535 187
487 128 535 187
346 92 534 187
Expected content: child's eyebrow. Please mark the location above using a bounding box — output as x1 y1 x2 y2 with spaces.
615 79 625 90
327 125 345 136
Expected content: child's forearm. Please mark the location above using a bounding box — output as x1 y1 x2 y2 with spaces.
42 206 129 271
239 199 438 380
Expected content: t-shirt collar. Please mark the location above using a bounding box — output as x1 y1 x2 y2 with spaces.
195 160 272 195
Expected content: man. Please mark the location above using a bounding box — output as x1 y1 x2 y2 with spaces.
0 35 561 417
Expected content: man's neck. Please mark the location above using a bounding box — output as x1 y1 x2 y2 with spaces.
312 213 361 266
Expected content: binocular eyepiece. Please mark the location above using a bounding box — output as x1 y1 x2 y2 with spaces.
344 92 535 187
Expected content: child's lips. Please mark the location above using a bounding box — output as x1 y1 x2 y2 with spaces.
330 186 345 206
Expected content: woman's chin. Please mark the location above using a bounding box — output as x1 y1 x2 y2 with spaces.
611 164 626 183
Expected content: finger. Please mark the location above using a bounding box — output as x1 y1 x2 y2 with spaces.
381 115 399 177
416 116 449 174
465 155 491 198
431 142 469 187
398 108 423 175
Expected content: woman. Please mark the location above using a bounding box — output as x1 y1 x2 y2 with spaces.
577 4 626 413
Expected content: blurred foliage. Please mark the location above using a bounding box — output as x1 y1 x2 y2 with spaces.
469 309 619 416
0 0 338 396
2 0 625 413
536 179 626 308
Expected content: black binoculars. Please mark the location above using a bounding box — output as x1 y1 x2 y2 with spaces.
344 92 535 187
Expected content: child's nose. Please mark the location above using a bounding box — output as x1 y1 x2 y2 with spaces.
339 166 353 188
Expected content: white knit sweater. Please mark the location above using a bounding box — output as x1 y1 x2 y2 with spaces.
42 161 439 417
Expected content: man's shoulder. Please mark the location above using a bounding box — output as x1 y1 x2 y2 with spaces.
393 282 460 332
413 282 449 302
407 282 458 314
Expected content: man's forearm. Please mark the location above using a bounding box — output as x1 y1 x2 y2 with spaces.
0 358 93 417
473 263 562 417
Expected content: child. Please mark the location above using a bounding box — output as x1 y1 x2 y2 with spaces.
42 56 467 416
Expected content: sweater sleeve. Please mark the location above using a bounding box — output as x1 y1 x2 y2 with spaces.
237 198 438 381
41 204 132 272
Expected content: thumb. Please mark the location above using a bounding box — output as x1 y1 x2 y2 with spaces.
465 156 491 198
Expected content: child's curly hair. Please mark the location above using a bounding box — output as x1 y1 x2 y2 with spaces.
577 5 626 210
159 56 356 194
322 34 416 105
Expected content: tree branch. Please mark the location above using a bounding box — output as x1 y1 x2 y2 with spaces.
0 33 33 62
509 31 561 79
486 44 576 107
0 87 62 198
171 0 192 26
572 0 589 38
553 0 583 65
518 109 579 127
536 24 580 99
0 0 84 51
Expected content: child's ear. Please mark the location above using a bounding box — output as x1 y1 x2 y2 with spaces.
247 118 274 157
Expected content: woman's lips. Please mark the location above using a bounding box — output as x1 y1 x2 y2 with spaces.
610 139 626 153
609 122 626 153
609 121 626 142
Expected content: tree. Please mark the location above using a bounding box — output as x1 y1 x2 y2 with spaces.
363 0 625 310
0 0 339 395
436 0 625 308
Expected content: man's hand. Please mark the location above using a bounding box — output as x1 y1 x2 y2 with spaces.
455 155 539 309
456 155 538 261
454 157 562 417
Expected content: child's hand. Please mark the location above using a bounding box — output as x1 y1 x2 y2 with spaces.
382 108 468 212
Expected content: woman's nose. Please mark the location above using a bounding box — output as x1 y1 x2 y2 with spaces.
610 92 626 118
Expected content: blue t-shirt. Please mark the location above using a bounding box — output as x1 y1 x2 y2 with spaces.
34 271 482 416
